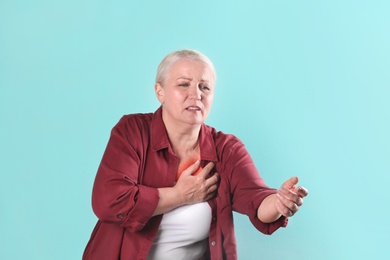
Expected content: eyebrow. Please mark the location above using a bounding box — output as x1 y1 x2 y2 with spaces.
176 77 210 83
176 77 192 81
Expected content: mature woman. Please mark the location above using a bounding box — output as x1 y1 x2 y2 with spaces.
83 50 308 260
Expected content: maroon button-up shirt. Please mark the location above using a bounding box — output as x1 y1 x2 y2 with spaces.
83 107 288 260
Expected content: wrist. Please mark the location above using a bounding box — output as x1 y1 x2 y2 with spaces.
258 194 282 223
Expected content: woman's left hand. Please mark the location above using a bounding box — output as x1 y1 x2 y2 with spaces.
275 177 309 217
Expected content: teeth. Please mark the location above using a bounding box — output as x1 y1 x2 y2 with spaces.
187 107 200 110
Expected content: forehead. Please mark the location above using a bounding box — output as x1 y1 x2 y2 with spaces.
168 58 214 82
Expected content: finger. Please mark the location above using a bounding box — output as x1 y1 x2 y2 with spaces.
181 160 202 176
278 194 299 214
277 192 299 215
296 186 309 197
205 190 218 201
275 195 294 217
205 172 219 187
207 175 219 193
208 185 218 195
279 186 303 206
198 162 215 178
281 176 299 190
278 186 301 201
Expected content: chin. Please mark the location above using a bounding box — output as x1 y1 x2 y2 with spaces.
180 113 207 126
184 119 204 126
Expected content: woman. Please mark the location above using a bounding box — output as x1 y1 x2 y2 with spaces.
83 50 308 260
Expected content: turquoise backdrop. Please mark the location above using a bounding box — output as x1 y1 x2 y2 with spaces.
1 1 389 259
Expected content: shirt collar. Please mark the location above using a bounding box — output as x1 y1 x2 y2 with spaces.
151 106 170 151
151 106 218 162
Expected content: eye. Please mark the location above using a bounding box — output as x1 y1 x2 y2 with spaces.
178 83 190 87
199 84 210 91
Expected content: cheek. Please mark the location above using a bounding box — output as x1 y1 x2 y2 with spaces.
165 91 182 103
172 93 187 104
204 95 214 107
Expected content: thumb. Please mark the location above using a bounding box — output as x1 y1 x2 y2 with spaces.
281 176 299 190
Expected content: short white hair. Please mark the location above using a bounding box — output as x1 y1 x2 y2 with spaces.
155 49 216 85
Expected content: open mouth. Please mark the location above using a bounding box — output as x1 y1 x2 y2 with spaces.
186 106 201 111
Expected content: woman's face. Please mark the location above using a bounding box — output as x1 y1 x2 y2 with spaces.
155 58 215 128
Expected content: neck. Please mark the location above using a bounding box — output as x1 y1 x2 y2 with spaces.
162 115 201 154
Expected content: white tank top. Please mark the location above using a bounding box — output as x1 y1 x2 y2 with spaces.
147 202 212 260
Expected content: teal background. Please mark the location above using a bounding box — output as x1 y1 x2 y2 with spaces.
1 1 389 259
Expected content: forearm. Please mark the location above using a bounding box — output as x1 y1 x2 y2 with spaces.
153 187 184 216
153 162 219 216
257 194 282 223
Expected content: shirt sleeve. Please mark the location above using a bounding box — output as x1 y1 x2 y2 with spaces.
91 116 159 232
224 139 288 234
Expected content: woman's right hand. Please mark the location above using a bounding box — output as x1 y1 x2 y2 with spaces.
174 161 219 204
153 161 219 216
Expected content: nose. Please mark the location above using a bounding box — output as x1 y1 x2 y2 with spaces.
189 85 201 100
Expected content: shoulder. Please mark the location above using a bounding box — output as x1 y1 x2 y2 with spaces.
203 125 255 176
111 112 154 141
203 124 245 153
115 112 154 130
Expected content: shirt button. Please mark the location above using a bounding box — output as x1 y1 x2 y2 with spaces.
211 241 216 246
117 214 124 219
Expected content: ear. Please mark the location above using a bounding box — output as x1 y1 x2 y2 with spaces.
155 83 164 103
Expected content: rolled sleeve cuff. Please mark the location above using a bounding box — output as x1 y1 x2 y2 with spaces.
120 185 159 231
252 215 288 235
248 190 289 235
